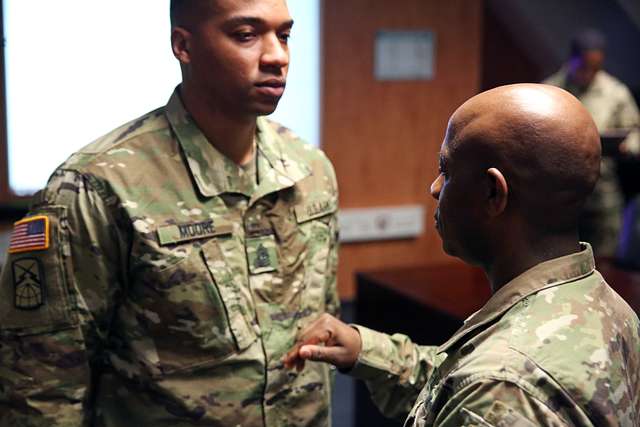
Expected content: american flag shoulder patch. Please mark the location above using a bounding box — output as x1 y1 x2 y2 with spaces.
8 215 50 254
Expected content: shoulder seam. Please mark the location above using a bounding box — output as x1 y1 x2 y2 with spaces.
52 168 117 207
71 109 167 161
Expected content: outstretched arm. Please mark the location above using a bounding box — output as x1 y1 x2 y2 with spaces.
285 314 443 420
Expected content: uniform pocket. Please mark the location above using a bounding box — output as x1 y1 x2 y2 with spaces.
136 237 255 373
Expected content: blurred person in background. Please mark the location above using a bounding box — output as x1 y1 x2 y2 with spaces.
544 28 640 257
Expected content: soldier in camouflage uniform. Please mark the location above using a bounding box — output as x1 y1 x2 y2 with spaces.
286 84 640 426
0 1 339 426
544 29 640 257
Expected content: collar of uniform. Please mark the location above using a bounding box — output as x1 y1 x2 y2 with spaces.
437 243 596 354
250 117 311 204
165 88 260 197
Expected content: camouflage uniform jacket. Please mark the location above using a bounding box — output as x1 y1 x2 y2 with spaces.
350 244 640 426
544 69 640 256
0 89 340 427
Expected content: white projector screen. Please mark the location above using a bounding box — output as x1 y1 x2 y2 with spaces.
4 0 320 195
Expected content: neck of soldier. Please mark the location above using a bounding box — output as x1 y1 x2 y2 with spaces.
180 87 257 166
483 228 581 294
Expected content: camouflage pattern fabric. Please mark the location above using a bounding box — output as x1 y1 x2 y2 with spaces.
0 88 340 426
350 244 640 426
545 69 640 257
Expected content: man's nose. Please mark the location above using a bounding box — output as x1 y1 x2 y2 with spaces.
261 34 289 69
430 175 442 200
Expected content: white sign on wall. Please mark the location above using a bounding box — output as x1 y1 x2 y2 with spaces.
374 30 436 81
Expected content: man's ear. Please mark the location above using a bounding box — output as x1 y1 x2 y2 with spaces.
486 167 508 216
171 27 192 64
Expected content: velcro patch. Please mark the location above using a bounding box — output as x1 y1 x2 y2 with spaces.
483 400 537 426
295 197 336 223
157 219 233 245
8 215 50 254
246 234 279 274
12 257 46 310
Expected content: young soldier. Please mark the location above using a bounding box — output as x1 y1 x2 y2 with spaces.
0 1 339 425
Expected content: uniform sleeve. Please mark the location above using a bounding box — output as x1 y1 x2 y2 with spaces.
0 169 128 426
616 85 640 153
433 379 570 427
347 325 444 420
324 157 340 319
324 212 340 318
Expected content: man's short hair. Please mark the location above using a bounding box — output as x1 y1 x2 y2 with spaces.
170 0 217 27
170 0 186 26
570 28 607 58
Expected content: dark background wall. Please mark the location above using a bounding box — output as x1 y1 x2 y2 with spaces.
482 0 640 95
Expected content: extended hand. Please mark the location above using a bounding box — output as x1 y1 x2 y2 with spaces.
283 313 362 371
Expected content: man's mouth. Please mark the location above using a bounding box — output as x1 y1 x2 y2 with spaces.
255 79 286 97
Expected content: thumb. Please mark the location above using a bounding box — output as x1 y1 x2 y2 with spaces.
299 344 344 367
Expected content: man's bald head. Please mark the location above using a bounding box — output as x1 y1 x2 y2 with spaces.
448 84 600 232
431 84 600 283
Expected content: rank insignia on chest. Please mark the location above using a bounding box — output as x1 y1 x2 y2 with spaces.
246 234 279 274
8 215 50 254
12 258 46 310
255 244 270 268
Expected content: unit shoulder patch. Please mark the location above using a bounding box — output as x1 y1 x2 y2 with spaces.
12 257 46 310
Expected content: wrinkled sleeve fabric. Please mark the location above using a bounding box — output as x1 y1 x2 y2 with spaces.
617 84 640 153
324 212 340 319
0 169 127 427
432 379 571 427
348 325 444 421
324 159 340 320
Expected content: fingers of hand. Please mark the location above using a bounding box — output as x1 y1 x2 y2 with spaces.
284 314 344 370
283 329 332 369
299 344 354 369
283 349 299 369
299 344 332 363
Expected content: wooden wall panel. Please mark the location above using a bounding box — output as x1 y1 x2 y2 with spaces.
321 0 484 299
481 1 543 91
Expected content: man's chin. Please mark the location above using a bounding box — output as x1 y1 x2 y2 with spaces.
250 92 284 113
251 101 281 117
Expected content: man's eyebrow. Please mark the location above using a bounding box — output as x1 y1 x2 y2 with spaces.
223 16 294 30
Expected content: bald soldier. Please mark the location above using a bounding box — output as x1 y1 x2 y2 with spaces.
286 84 640 426
0 1 339 426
